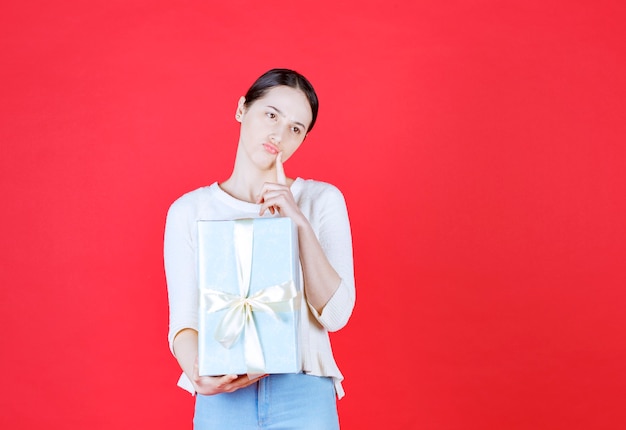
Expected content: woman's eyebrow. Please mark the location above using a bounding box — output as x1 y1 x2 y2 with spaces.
267 105 307 130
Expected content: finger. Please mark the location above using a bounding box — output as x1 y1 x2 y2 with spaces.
259 202 276 217
256 181 283 204
218 374 238 387
275 152 286 185
260 190 288 204
239 374 267 386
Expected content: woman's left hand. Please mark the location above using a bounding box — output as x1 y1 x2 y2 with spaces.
257 152 305 224
257 152 344 315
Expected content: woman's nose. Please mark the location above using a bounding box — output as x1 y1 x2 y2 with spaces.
269 128 283 144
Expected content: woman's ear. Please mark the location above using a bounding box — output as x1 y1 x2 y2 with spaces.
235 96 246 122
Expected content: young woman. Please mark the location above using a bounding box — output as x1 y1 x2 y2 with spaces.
164 68 355 429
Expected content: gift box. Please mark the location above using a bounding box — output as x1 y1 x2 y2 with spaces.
197 217 302 377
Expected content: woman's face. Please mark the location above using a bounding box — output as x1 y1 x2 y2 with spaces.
236 85 313 169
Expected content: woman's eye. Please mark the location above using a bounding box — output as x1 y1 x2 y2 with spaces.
266 112 276 119
292 126 301 135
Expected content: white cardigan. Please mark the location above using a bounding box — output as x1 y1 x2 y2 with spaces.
163 178 355 398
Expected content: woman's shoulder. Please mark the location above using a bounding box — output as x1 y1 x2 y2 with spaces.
295 178 346 202
167 183 218 213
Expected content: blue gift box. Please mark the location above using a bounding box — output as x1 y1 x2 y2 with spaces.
197 217 302 377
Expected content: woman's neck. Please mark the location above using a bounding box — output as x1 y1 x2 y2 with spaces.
219 170 273 203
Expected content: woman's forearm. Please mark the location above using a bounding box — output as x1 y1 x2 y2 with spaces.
297 220 342 314
173 328 199 383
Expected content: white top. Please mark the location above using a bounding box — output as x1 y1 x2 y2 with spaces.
163 178 355 398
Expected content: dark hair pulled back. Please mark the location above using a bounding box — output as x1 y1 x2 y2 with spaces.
244 68 319 132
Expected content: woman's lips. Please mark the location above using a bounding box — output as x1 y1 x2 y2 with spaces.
263 143 279 154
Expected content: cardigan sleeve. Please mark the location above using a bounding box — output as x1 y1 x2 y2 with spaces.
306 184 356 332
163 194 199 355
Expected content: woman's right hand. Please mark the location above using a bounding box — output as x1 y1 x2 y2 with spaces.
172 330 267 395
192 356 267 395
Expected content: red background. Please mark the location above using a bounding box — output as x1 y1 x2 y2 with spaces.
2 1 625 429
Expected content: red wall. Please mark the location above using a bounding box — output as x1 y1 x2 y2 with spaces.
2 1 625 429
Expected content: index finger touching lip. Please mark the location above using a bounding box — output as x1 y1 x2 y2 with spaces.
275 152 286 185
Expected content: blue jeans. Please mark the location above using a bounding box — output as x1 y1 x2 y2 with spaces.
193 373 339 429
